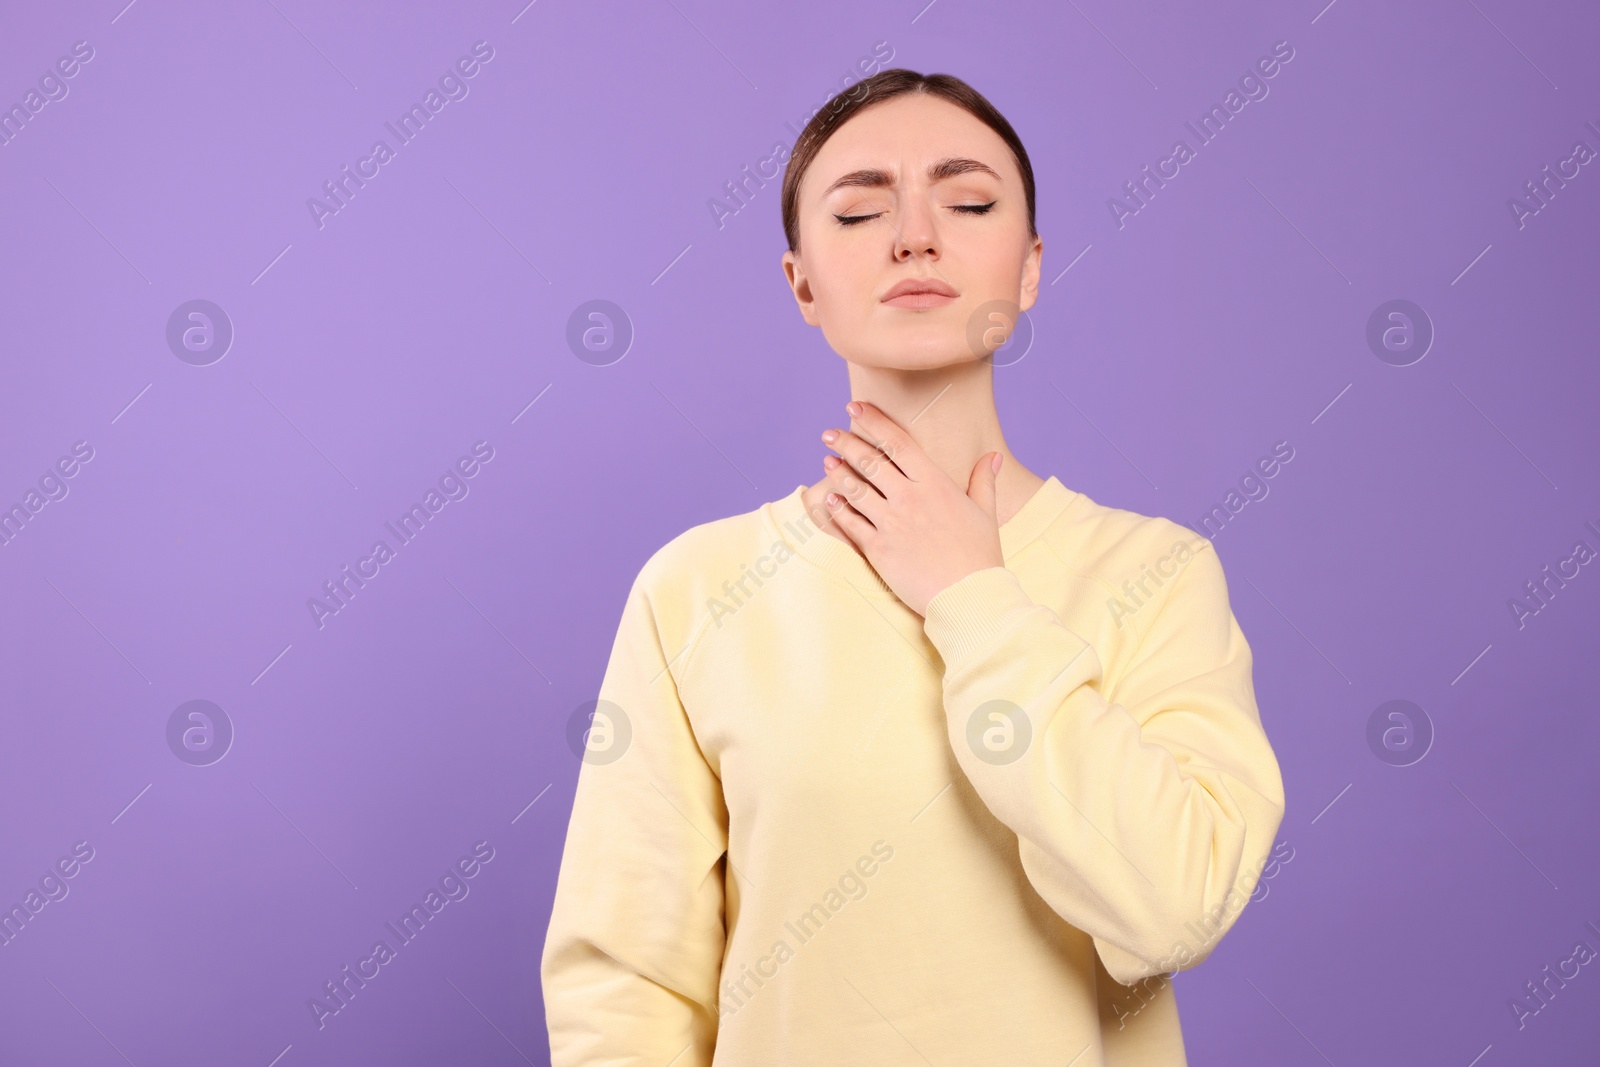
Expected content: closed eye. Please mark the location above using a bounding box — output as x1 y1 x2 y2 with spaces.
834 201 998 226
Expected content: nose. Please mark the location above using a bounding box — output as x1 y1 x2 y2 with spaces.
892 197 938 262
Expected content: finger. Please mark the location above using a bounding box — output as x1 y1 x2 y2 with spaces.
825 490 875 550
821 428 908 498
823 454 886 526
846 401 933 482
966 452 1000 520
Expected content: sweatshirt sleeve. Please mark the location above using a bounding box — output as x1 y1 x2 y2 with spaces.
920 541 1285 987
540 570 728 1065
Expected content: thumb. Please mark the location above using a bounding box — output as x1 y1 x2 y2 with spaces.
968 451 1002 520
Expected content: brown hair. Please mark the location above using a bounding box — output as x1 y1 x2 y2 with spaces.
780 68 1038 254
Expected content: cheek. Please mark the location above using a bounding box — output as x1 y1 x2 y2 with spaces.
970 227 1026 269
966 242 1027 299
809 249 875 317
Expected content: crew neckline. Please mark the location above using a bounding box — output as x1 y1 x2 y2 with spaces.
762 475 1080 600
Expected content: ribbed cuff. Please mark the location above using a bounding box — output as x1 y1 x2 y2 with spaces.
922 566 1041 669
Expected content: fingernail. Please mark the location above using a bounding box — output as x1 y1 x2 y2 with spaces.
821 429 838 444
845 401 862 417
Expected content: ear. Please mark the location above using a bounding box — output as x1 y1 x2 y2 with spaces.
1019 233 1042 313
781 250 819 327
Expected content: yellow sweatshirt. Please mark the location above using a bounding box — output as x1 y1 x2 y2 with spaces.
541 475 1286 1066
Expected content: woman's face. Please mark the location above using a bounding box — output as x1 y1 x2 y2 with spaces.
782 93 1042 371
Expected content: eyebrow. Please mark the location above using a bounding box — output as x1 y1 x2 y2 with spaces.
821 157 1001 197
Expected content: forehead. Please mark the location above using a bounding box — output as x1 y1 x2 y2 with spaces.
804 94 1014 196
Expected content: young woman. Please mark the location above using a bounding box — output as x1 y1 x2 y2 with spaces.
542 69 1286 1066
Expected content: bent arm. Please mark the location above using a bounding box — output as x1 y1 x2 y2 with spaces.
921 545 1285 986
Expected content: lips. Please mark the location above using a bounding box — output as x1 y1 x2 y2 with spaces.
881 277 959 302
881 278 959 309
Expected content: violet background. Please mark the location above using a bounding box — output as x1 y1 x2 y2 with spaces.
2 1 1597 1064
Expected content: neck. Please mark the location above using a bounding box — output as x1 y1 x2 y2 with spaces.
803 358 1045 541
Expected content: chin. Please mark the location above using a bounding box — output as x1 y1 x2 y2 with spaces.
848 334 984 371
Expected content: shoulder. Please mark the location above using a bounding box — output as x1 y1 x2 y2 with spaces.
1045 487 1209 571
634 495 775 591
1040 486 1232 628
620 494 779 654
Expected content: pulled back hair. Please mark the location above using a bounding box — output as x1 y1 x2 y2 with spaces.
780 68 1038 255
